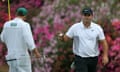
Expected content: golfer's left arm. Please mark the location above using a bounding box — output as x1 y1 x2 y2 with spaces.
100 39 109 65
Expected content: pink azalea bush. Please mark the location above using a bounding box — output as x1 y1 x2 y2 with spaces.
97 18 120 72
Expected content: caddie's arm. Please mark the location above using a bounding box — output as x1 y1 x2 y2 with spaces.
32 48 41 58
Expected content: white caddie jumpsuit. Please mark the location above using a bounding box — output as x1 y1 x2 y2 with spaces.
0 17 36 72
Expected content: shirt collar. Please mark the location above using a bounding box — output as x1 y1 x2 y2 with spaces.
80 21 93 29
14 17 24 21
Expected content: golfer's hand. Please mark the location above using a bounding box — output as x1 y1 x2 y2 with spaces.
58 33 64 41
102 55 109 65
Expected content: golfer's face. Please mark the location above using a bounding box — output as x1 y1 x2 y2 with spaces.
82 13 93 22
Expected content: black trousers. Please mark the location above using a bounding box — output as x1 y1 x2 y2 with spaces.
75 55 98 72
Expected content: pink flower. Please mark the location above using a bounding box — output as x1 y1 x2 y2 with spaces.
45 57 54 63
111 18 120 30
115 67 120 72
44 47 52 54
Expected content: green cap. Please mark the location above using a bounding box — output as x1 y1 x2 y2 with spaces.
16 7 28 16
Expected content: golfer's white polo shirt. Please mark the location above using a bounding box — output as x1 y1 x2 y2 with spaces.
66 21 105 57
0 17 35 60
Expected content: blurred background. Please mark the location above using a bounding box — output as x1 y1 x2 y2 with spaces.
0 0 120 72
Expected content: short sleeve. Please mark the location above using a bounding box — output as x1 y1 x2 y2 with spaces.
98 26 105 40
66 25 75 38
0 22 7 43
0 30 5 43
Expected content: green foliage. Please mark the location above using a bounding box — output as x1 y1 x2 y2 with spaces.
68 0 80 5
52 39 74 72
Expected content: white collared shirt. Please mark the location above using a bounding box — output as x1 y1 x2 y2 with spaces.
66 21 105 57
0 17 35 60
